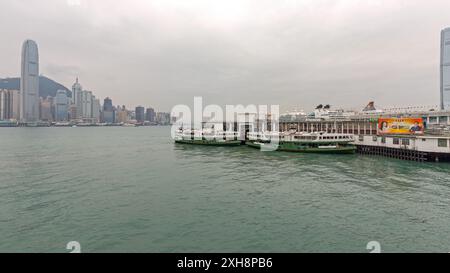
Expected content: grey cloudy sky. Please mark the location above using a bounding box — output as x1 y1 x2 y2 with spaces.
1 0 449 112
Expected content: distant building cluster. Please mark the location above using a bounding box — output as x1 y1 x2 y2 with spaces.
68 78 101 123
0 39 171 126
96 98 171 126
2 26 449 126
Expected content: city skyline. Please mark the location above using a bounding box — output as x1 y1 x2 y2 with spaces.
1 63 171 125
2 26 450 124
1 0 450 112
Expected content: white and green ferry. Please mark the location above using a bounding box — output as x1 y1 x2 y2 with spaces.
246 131 356 154
174 129 242 146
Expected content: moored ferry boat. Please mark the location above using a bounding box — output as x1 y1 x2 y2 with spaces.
246 131 356 154
0 120 18 127
174 129 242 146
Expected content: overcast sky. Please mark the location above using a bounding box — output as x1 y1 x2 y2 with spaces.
0 0 449 112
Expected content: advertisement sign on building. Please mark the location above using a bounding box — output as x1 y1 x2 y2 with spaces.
378 118 424 135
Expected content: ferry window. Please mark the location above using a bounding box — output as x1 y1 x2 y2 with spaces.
381 137 386 144
429 117 438 124
358 135 364 141
393 138 400 145
440 116 448 124
401 139 410 145
438 139 448 148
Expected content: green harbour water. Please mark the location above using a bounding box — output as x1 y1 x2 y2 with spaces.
1 126 450 253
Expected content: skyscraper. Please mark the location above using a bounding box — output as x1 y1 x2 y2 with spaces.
0 89 20 120
20 40 40 122
135 106 145 123
69 104 77 121
102 97 115 123
55 90 69 122
441 28 450 110
156 112 171 125
81 90 92 119
72 78 83 118
146 107 155 122
92 97 101 123
39 96 54 122
103 97 113 111
116 106 129 123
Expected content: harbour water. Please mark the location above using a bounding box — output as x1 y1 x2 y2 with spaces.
1 127 450 252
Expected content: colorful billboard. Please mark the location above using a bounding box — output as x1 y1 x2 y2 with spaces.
378 118 424 135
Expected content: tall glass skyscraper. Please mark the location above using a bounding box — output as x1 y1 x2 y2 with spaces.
441 28 450 110
102 97 115 123
135 106 145 123
55 90 69 122
20 40 40 122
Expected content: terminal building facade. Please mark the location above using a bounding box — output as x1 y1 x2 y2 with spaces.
277 106 450 162
441 28 450 110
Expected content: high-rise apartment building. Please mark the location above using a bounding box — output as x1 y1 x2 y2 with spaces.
0 89 20 120
81 90 92 119
92 98 101 123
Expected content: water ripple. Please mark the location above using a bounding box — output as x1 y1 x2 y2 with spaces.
1 127 450 252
